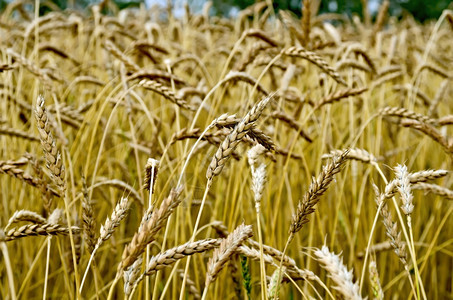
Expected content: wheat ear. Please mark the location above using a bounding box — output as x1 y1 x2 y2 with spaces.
412 183 453 200
80 197 130 293
322 148 377 164
120 187 183 271
0 157 59 198
34 95 66 194
283 46 347 86
289 150 349 240
206 95 272 181
314 245 363 300
373 185 407 266
202 224 253 299
82 176 96 253
5 210 46 229
369 260 384 300
4 223 80 241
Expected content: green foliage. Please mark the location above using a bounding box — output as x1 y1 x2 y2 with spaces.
398 0 451 22
240 255 252 300
210 0 451 22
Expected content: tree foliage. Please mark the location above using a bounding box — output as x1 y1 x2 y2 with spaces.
211 0 452 22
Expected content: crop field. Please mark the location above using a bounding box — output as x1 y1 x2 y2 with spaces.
0 1 452 299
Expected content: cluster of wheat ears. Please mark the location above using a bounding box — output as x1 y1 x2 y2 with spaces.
0 0 452 299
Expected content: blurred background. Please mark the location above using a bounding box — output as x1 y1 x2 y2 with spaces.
1 0 452 23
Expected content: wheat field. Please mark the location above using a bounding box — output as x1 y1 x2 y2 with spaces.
0 1 452 299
